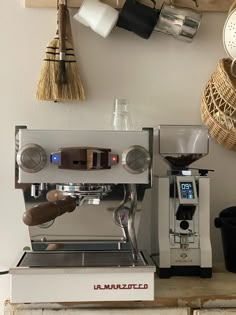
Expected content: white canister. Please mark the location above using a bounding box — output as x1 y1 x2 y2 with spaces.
74 0 119 38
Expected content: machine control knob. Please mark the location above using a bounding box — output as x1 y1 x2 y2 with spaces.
17 143 47 173
122 145 151 174
180 220 189 230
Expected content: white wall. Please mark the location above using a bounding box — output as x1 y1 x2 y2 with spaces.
0 0 234 312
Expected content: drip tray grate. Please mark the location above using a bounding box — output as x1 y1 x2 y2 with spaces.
18 251 146 268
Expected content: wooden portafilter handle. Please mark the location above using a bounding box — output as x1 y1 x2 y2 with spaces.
22 197 77 226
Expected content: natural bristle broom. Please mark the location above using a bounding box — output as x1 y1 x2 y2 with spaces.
36 1 85 102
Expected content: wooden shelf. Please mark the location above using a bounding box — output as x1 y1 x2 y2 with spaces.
24 0 232 12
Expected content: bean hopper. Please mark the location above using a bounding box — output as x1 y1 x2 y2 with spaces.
10 126 155 303
152 125 212 278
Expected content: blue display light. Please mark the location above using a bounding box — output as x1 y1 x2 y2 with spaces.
50 153 61 165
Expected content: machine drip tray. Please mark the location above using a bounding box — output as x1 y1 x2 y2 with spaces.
18 251 146 268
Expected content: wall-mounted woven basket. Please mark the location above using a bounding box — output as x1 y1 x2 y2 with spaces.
201 58 236 150
211 58 236 105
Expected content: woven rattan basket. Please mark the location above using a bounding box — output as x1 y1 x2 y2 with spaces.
211 58 236 106
201 77 236 150
208 77 236 121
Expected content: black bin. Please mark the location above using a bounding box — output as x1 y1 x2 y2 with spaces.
215 206 236 273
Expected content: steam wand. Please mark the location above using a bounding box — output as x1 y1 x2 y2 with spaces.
113 184 139 261
127 184 139 261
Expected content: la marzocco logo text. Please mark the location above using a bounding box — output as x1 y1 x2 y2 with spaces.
94 283 148 290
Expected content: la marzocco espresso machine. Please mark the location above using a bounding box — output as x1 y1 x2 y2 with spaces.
10 126 155 303
152 125 212 278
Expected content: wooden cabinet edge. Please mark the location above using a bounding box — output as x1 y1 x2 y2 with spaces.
24 0 123 8
24 0 232 11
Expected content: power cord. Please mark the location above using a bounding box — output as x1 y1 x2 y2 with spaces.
0 270 9 275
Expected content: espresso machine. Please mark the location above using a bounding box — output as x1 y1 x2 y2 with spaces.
10 126 155 303
151 125 212 278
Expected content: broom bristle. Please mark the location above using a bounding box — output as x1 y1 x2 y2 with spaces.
36 37 85 102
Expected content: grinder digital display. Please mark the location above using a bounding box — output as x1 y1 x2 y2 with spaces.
180 182 194 199
176 176 198 205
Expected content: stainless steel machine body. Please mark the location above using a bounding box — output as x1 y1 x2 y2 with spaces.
10 127 155 303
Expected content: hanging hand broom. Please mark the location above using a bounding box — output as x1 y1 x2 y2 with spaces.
36 0 85 102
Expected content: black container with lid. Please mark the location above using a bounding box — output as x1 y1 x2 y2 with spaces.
215 206 236 272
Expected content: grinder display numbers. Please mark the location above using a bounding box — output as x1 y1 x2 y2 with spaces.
176 176 198 205
180 182 194 199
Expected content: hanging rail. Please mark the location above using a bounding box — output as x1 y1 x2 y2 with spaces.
24 0 232 11
24 0 123 8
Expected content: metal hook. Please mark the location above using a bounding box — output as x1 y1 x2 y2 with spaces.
192 0 199 8
58 0 67 5
150 0 156 9
170 0 199 8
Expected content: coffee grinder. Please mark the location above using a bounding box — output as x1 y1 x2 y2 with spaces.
152 125 212 278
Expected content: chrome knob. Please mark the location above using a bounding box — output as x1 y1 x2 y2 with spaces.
122 145 151 174
17 143 47 173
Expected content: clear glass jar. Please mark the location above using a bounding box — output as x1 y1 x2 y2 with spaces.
112 98 133 131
